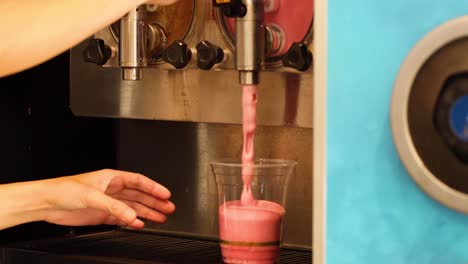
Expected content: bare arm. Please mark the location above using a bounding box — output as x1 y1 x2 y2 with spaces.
0 169 175 230
0 0 177 78
0 180 50 229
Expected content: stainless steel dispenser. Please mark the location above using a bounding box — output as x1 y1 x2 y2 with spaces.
119 8 146 80
218 0 266 85
72 0 314 249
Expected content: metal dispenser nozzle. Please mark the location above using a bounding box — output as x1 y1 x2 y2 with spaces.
214 0 265 85
119 7 146 81
235 0 264 85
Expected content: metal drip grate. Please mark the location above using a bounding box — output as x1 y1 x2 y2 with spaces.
6 230 312 264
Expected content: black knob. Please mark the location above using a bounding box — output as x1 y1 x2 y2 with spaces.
434 73 468 164
212 0 246 18
162 40 192 69
196 41 224 70
282 42 313 72
82 39 112 66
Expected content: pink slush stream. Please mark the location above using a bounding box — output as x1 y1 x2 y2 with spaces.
217 84 285 263
241 84 257 205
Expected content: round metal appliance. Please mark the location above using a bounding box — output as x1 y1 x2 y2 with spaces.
391 16 468 213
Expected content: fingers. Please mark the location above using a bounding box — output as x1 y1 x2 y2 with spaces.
77 169 175 226
113 171 171 200
105 215 145 229
84 189 137 225
97 169 171 200
121 200 168 224
130 219 145 228
114 189 175 215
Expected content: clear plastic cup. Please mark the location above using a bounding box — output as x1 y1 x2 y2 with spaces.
211 159 297 264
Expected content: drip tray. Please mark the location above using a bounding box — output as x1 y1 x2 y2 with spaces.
1 230 312 264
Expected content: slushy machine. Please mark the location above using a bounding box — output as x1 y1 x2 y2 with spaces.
1 1 315 263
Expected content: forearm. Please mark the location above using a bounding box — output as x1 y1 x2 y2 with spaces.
0 180 51 230
0 0 146 77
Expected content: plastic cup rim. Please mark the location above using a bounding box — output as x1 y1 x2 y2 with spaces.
210 158 297 169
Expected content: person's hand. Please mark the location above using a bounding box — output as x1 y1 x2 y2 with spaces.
42 169 175 229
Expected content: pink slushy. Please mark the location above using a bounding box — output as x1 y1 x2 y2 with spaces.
219 200 285 264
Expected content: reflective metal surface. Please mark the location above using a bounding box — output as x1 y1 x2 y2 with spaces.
71 49 313 127
121 67 142 80
119 8 146 66
234 0 265 84
114 121 312 248
72 1 313 126
119 8 146 80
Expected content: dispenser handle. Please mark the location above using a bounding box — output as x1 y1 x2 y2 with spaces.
282 42 313 72
196 41 224 70
212 0 247 17
162 40 192 69
82 39 112 66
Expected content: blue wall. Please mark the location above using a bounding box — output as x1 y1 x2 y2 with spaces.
327 1 468 263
